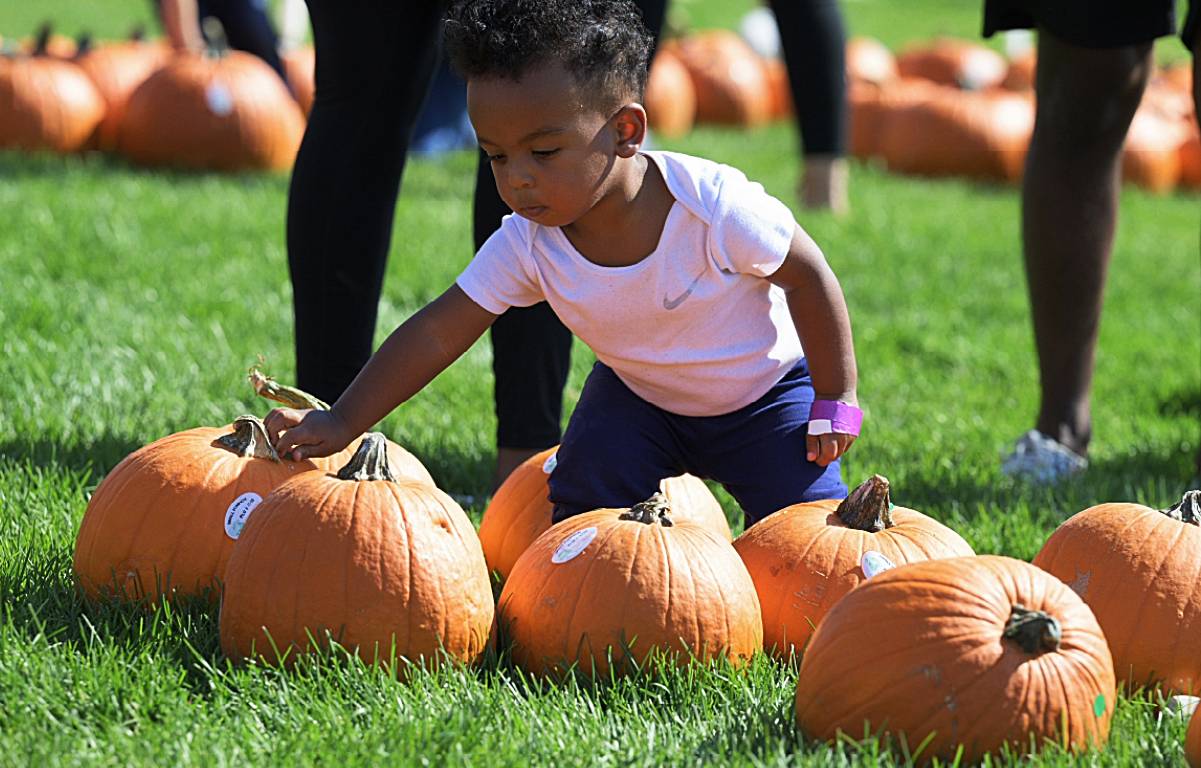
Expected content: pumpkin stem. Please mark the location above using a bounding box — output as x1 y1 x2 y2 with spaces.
619 492 675 526
33 24 52 56
1003 604 1062 654
1161 491 1201 526
215 415 282 462
249 363 330 410
835 475 894 532
336 433 396 482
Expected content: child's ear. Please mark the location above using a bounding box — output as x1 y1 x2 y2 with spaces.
611 103 648 158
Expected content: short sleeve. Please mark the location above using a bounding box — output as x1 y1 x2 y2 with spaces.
707 171 796 277
456 215 546 314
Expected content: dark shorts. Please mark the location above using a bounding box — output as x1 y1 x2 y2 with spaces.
547 360 849 529
982 0 1180 49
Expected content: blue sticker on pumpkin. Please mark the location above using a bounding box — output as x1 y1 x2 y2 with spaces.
1094 694 1106 718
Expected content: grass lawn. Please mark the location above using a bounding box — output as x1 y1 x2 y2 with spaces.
4 0 1201 765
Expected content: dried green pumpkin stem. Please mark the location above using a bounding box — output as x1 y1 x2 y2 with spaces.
1161 490 1201 526
215 415 281 462
620 492 675 526
249 365 330 410
337 433 396 482
835 474 894 532
1004 604 1062 654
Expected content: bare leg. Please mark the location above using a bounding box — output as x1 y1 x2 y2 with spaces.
1021 30 1152 457
800 153 849 213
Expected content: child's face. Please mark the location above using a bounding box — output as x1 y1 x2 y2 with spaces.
468 64 631 228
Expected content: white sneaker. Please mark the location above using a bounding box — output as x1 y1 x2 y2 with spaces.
1000 430 1088 484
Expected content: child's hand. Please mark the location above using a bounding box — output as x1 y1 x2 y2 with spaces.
807 431 856 466
264 407 355 463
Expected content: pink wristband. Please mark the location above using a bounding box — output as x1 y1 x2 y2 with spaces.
807 400 863 437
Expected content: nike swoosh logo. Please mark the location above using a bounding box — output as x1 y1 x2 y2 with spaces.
663 272 704 310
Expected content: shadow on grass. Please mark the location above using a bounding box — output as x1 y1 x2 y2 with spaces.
889 441 1196 529
0 433 145 477
1 546 224 694
0 150 291 189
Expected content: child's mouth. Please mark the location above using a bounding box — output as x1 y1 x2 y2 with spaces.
522 205 548 219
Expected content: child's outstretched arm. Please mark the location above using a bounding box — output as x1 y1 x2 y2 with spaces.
266 285 499 462
769 224 859 467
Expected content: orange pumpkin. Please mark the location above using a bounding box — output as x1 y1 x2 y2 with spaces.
1121 103 1188 193
19 27 78 59
733 475 974 657
796 555 1116 763
642 46 696 139
477 446 731 582
847 77 940 160
74 37 170 151
280 44 314 116
666 30 772 127
1032 492 1201 694
1179 120 1201 190
219 434 493 673
0 47 105 152
1187 702 1201 767
247 366 435 485
1002 50 1037 91
73 415 323 603
846 36 897 86
498 493 761 678
761 56 792 121
896 37 1008 91
118 50 305 171
877 86 1034 181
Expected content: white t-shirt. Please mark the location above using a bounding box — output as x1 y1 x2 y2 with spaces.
457 150 803 417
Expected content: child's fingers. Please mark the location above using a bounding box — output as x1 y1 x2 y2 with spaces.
807 433 856 466
264 407 314 459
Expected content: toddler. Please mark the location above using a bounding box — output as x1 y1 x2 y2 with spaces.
266 0 861 527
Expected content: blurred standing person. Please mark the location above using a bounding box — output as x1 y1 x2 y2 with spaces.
743 1 851 213
158 0 288 82
285 0 852 491
984 1 1200 482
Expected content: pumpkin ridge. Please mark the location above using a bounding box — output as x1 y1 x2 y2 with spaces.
1111 510 1184 682
683 526 720 657
611 522 647 661
1148 515 1195 687
549 520 612 666
126 434 226 598
817 622 1005 730
75 447 149 592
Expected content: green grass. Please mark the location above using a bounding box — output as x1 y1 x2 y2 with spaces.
4 0 1201 765
3 131 1200 765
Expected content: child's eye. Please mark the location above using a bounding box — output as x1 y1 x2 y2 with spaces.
532 149 559 158
486 153 505 163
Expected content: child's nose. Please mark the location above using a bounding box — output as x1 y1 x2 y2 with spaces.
506 162 535 189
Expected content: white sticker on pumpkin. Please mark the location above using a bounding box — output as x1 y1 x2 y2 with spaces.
861 550 896 579
205 82 234 116
552 526 598 564
542 452 558 474
225 492 263 539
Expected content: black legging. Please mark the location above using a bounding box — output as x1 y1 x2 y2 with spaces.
286 0 845 451
197 0 288 83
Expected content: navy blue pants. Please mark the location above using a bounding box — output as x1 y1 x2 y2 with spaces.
548 360 848 529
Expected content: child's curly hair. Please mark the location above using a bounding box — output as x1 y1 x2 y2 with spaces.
444 0 654 111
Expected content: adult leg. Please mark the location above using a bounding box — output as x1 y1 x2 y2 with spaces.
1021 30 1152 456
479 0 669 490
1191 14 1201 478
287 0 443 404
205 0 288 84
768 0 849 212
